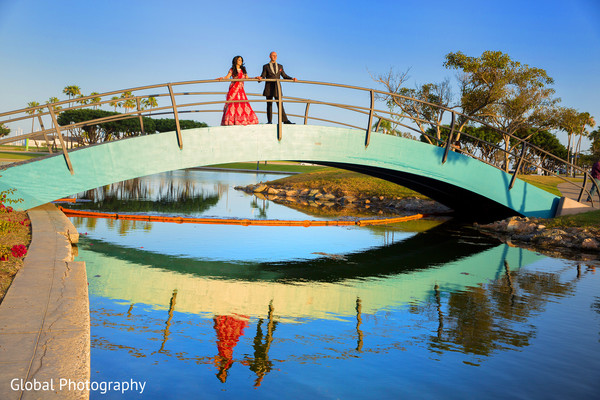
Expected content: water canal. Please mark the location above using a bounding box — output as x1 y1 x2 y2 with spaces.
64 169 600 399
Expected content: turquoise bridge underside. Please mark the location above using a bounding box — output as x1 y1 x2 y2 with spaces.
0 125 559 219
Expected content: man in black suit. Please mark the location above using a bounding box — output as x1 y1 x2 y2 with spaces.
260 51 297 124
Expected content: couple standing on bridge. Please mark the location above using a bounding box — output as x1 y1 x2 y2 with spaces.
218 51 297 126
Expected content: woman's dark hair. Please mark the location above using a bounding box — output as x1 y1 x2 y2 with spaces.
231 56 247 77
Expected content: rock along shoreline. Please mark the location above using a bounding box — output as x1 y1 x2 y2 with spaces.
475 216 600 260
235 183 452 215
237 183 600 260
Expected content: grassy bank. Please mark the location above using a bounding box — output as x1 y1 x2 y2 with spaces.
268 169 600 226
517 175 582 197
267 169 589 202
0 151 44 161
267 167 428 199
543 209 600 229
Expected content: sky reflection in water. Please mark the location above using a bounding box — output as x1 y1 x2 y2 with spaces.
70 170 600 399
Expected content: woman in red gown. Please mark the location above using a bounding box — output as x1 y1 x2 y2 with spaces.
218 56 259 126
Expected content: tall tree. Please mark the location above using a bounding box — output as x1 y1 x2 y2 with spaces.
444 50 560 171
0 123 10 138
26 101 40 133
46 97 62 114
76 94 89 106
63 85 81 108
120 91 136 114
373 68 453 144
558 108 595 173
89 92 102 109
590 129 600 158
141 96 158 114
516 128 567 174
574 114 595 168
109 96 121 112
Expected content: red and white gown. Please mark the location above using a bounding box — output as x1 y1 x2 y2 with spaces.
220 69 259 126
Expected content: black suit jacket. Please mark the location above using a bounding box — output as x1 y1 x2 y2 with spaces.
260 63 293 97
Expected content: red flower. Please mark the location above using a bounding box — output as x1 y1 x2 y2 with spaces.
11 244 27 258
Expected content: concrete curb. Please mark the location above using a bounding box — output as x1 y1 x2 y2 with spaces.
555 196 593 216
0 203 89 399
557 182 600 212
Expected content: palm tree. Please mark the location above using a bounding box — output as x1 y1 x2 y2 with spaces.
45 97 62 151
559 109 595 176
63 85 81 108
76 94 89 106
559 107 580 171
109 96 121 112
89 92 102 109
142 96 158 114
46 97 62 114
574 114 595 171
26 101 40 133
120 91 136 114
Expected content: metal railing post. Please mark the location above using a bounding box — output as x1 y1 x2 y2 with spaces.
47 105 74 175
277 80 283 141
365 90 374 147
136 98 145 135
578 173 589 203
304 102 310 125
589 174 600 206
167 84 183 149
37 114 53 153
442 112 456 164
509 143 528 190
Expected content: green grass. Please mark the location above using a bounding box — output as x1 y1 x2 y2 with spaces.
0 145 51 152
503 175 599 227
543 209 600 229
269 171 581 200
268 167 428 199
0 145 28 151
517 174 582 197
0 152 45 161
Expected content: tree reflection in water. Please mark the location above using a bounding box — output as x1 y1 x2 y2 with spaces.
244 301 278 387
66 175 220 215
415 260 582 361
84 239 600 393
250 197 269 219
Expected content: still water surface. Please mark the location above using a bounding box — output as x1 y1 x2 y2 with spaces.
69 170 600 399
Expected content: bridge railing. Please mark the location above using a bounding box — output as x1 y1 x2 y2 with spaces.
0 79 597 205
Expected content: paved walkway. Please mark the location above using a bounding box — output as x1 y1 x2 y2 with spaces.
557 182 600 210
0 204 89 399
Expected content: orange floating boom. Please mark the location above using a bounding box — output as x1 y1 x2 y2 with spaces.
58 206 425 227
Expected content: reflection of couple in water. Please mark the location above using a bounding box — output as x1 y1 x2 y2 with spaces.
218 51 297 126
213 303 277 386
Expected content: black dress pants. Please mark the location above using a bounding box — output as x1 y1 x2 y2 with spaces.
266 95 289 123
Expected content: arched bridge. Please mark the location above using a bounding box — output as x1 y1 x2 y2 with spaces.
0 78 595 219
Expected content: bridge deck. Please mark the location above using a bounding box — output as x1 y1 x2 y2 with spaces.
0 125 561 219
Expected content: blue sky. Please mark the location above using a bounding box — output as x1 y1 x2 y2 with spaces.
1 0 599 149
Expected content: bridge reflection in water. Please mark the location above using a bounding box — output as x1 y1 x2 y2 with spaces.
74 219 595 391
